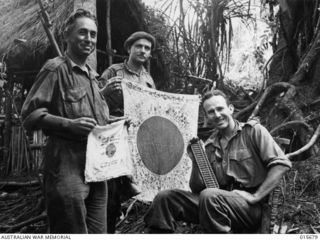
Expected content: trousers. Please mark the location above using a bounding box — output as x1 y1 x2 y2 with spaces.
107 176 140 233
144 188 262 233
45 175 107 233
43 137 107 233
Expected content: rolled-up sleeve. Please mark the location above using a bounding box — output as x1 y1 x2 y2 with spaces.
252 124 292 169
21 69 57 131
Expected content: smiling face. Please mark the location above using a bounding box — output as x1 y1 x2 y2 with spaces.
203 95 235 133
65 17 97 62
127 38 152 64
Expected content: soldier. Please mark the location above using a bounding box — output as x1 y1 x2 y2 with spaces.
99 31 156 233
21 9 116 233
100 31 156 116
145 90 292 233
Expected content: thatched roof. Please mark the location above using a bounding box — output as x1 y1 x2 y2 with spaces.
105 0 170 89
0 0 71 65
0 0 170 90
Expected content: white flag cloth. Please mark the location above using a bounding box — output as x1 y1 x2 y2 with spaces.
85 120 133 182
122 81 200 201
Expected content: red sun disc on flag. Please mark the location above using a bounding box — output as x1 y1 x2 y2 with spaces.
137 116 185 175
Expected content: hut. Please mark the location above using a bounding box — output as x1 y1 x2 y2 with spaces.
0 0 170 178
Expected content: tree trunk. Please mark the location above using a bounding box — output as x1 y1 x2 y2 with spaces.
267 0 300 86
257 0 320 157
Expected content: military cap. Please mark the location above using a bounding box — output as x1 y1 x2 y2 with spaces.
124 31 156 51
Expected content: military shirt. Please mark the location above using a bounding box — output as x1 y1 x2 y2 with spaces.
98 60 155 116
99 60 155 88
189 120 292 194
21 55 111 178
21 56 110 140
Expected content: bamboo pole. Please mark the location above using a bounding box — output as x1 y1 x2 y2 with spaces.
19 127 23 173
16 127 19 173
12 127 16 174
35 130 40 170
17 127 21 173
20 127 24 172
10 128 14 174
32 131 37 170
37 0 62 57
24 133 30 173
5 134 11 175
3 73 14 166
106 0 113 66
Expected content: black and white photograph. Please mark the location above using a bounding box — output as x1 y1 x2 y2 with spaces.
0 0 319 238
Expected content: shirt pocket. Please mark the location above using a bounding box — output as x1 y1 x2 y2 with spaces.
228 148 255 181
61 87 87 118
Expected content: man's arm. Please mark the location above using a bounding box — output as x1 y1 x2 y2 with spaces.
233 123 291 204
99 65 123 101
98 66 117 88
22 64 97 136
23 107 98 137
39 113 97 136
233 164 289 204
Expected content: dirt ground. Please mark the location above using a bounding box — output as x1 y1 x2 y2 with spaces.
0 157 319 234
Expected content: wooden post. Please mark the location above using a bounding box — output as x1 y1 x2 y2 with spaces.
37 0 63 57
106 0 113 66
3 73 14 167
74 0 97 71
0 86 4 167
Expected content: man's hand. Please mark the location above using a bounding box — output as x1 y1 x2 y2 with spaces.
100 77 122 98
232 189 259 205
108 81 122 92
124 118 133 128
103 80 122 96
68 117 97 136
234 166 290 206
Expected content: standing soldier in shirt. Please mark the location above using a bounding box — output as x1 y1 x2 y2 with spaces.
99 31 156 116
21 9 114 233
99 31 156 233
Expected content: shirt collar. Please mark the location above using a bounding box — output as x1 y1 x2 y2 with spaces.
204 120 243 148
65 54 99 79
124 59 147 77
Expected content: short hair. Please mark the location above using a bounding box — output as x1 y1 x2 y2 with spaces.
202 89 231 107
62 9 97 37
123 31 156 51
